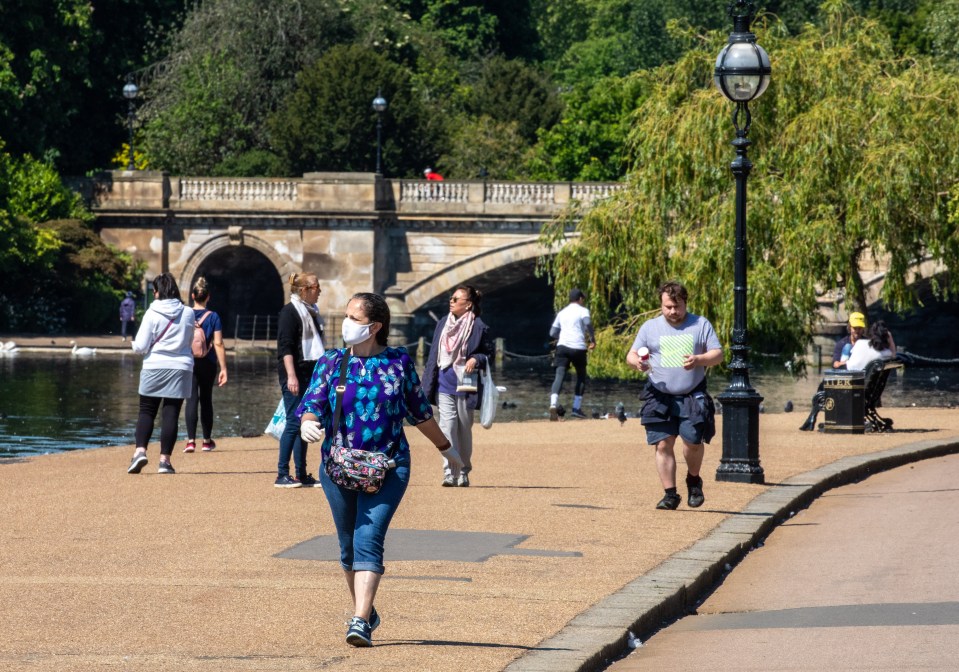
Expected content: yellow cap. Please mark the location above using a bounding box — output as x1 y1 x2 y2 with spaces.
848 312 866 328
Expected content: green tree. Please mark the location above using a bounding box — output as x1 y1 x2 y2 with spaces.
268 44 438 176
468 56 562 144
437 115 528 179
527 74 648 181
139 0 354 175
0 144 143 332
541 4 959 375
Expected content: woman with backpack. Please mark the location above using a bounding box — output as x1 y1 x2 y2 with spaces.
184 276 228 453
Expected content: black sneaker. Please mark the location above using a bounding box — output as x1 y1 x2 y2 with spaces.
274 475 303 488
441 474 457 487
656 492 682 510
369 606 381 632
570 408 587 419
127 453 148 474
457 473 470 487
346 616 372 647
298 473 322 488
158 461 175 474
686 475 705 508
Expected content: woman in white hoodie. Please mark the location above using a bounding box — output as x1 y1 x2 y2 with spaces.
127 273 195 475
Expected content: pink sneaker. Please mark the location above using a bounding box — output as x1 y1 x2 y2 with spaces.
202 440 216 452
183 440 196 453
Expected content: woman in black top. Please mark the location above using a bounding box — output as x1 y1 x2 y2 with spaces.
275 272 325 487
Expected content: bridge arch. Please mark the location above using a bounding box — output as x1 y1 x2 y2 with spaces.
178 232 294 337
396 235 572 314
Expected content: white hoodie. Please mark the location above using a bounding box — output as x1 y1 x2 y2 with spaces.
132 298 195 371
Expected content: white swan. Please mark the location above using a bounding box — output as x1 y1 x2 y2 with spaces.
70 341 97 356
2 341 16 351
0 341 18 356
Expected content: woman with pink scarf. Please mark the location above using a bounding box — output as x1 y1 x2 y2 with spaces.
422 285 495 487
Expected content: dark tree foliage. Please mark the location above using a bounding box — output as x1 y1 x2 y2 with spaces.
268 45 438 177
467 56 562 143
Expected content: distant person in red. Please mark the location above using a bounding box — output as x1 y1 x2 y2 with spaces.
424 167 444 181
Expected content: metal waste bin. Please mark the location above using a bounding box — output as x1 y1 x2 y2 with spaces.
822 369 865 434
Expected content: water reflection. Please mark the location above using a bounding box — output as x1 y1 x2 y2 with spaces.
1 352 956 458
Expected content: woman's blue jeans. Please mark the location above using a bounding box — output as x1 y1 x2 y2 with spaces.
320 458 410 574
278 382 308 479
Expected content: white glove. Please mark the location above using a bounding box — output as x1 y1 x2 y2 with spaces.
300 420 324 443
439 446 463 470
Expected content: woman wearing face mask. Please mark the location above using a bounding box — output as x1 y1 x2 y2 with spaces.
421 285 494 487
297 292 458 647
274 272 325 488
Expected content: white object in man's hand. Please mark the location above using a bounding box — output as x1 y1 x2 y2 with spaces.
300 420 324 443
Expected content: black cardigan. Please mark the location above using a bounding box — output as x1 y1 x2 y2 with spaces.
422 315 494 411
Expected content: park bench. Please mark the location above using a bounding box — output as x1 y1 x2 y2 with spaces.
799 358 903 433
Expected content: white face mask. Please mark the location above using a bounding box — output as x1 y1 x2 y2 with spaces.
341 317 373 346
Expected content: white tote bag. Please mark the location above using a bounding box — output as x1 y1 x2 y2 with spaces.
264 398 287 440
479 364 499 429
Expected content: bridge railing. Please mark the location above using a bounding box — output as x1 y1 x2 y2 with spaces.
84 171 623 217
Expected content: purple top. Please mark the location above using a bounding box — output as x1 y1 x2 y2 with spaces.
297 347 433 462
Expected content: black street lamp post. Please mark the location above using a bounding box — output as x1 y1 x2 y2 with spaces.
372 90 387 175
713 0 770 484
123 74 139 171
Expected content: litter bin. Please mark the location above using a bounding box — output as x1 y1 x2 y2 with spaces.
822 369 865 434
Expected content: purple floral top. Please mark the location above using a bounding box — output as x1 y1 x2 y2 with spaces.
297 347 433 462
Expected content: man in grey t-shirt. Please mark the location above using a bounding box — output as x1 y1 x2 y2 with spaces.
627 282 723 511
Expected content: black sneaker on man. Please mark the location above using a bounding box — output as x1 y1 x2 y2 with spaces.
570 408 587 419
346 616 373 647
656 492 682 510
686 474 705 508
368 605 381 632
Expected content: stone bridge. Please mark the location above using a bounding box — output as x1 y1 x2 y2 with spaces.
81 171 950 353
82 171 621 346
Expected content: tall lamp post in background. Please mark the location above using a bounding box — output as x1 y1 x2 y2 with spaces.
372 90 387 175
122 74 139 171
713 0 770 484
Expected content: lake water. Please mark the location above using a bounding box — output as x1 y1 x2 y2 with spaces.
1 351 957 459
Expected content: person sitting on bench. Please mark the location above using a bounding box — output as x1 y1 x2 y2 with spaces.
845 320 895 371
801 320 897 431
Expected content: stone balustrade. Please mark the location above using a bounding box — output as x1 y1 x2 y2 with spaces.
85 171 622 217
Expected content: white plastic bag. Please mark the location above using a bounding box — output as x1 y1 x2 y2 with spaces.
264 398 286 440
479 364 499 429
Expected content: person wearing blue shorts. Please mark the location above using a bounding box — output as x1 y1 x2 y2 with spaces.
627 282 723 510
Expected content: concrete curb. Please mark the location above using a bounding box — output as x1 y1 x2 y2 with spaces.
505 437 959 672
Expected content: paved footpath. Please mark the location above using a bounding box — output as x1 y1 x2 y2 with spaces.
608 452 959 672
0 378 957 671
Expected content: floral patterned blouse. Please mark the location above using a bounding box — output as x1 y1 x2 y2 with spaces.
297 347 433 461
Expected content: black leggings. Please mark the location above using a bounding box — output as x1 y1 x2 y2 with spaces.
551 345 588 396
184 357 216 440
135 395 184 456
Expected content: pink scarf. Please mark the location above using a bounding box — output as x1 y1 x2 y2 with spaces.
437 311 474 369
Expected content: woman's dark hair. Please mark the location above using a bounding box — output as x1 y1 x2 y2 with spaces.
867 320 892 351
658 281 688 304
453 284 483 316
351 292 391 346
192 276 210 303
152 273 181 301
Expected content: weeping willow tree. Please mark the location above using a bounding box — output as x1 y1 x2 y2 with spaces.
541 1 959 377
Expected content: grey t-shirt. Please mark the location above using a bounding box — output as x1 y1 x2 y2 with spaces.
630 313 722 395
